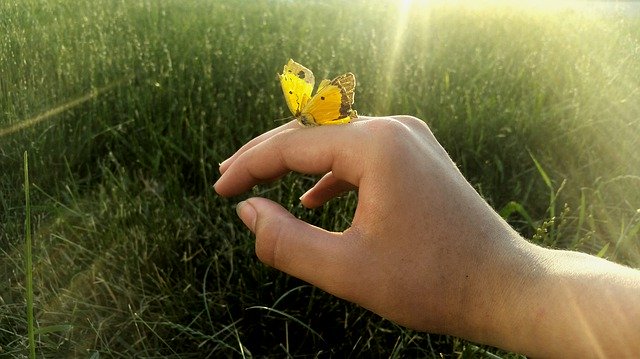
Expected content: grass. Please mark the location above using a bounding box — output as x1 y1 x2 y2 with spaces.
1 0 639 357
23 151 35 358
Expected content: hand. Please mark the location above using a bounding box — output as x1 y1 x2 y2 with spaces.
214 116 640 357
215 115 532 344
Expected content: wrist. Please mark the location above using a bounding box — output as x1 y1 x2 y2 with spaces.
462 239 640 357
454 223 550 353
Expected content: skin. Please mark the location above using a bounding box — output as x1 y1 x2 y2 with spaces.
214 116 640 357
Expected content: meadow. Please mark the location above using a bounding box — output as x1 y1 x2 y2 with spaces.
1 0 639 357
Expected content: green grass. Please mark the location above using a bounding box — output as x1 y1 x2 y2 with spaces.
1 0 639 357
23 151 35 358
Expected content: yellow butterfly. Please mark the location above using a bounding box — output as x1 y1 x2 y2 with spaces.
278 59 357 127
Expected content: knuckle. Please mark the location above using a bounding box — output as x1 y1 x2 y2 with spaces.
269 128 296 147
362 117 413 152
394 115 432 133
254 214 287 268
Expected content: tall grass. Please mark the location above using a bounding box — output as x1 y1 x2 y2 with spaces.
23 151 35 358
1 0 639 356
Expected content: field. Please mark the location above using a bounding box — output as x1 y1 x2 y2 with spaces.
1 0 639 357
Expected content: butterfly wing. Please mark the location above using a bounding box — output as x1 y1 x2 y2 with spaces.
278 59 315 116
299 73 358 126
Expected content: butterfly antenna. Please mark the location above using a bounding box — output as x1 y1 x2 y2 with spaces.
273 115 294 124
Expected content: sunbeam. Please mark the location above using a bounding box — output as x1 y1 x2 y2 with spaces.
0 76 131 138
377 0 424 114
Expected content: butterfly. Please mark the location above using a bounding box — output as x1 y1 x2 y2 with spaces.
278 59 357 127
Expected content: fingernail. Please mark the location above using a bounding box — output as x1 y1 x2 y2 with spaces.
219 158 230 171
212 174 221 191
236 200 257 232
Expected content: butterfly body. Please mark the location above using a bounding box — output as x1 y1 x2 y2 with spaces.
279 59 357 127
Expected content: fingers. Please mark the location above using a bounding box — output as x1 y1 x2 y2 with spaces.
236 197 357 296
214 122 368 197
300 172 357 208
219 120 300 174
218 116 372 174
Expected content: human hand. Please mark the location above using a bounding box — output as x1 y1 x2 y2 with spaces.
214 116 531 336
214 116 640 357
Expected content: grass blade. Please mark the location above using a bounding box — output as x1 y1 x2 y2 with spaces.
24 151 36 359
246 306 325 343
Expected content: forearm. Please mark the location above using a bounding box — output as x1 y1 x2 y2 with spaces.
468 239 640 357
526 249 640 357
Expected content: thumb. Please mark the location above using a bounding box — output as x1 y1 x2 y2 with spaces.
236 197 352 293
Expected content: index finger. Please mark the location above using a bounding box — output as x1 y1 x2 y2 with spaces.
219 119 300 174
213 121 370 197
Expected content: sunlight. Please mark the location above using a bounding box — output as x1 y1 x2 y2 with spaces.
377 0 422 114
420 0 634 15
0 77 130 138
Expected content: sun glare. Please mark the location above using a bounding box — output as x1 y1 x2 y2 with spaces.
376 0 424 114
407 0 633 15
0 77 130 138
